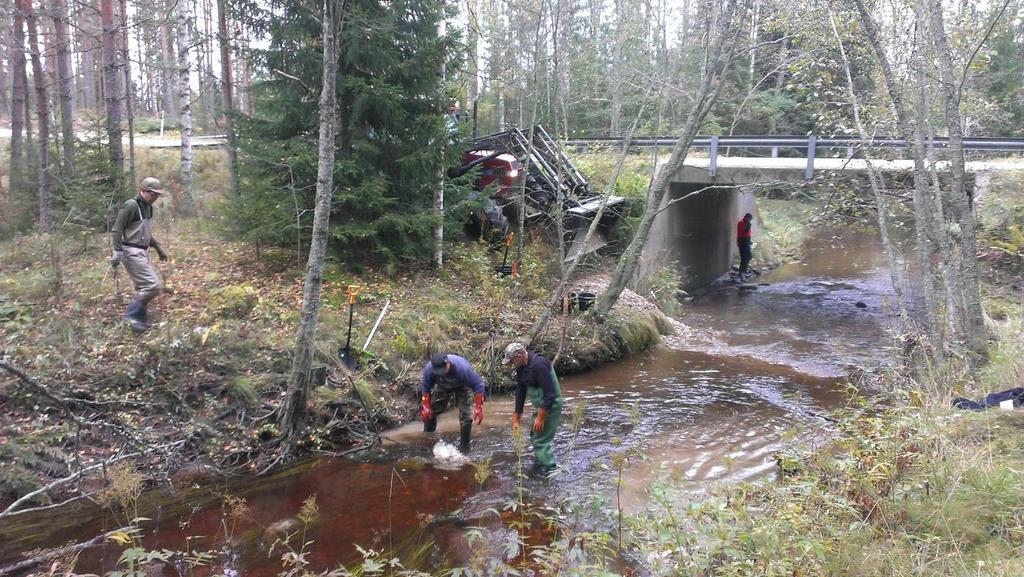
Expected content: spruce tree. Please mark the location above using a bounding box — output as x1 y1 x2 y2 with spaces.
235 0 466 268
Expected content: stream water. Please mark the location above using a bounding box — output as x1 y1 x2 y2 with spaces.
0 227 897 576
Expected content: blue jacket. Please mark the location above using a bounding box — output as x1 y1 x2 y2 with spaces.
421 354 485 395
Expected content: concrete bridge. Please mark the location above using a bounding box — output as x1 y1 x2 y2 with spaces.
635 152 1024 291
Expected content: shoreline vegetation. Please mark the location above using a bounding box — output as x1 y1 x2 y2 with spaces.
2 152 1023 576
0 148 698 517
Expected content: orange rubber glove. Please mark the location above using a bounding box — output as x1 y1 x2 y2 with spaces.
473 393 485 425
420 393 433 423
533 408 549 433
512 412 522 430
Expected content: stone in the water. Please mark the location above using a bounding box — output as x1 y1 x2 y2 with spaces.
855 301 867 308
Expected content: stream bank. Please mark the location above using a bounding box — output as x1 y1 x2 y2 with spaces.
4 208 891 577
0 224 679 532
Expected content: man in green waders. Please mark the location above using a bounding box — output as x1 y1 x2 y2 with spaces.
504 342 562 476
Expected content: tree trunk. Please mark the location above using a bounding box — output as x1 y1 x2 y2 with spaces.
434 17 445 268
0 0 11 123
119 0 136 187
176 0 196 215
9 0 27 196
23 46 34 184
466 0 478 128
217 0 239 198
748 0 759 86
514 6 546 266
912 4 966 347
237 22 252 114
202 0 216 130
552 0 570 140
828 8 908 321
100 0 123 192
280 0 343 440
919 62 964 343
609 0 625 136
50 0 75 177
928 0 986 354
135 16 151 114
768 36 787 135
160 15 177 121
595 0 741 320
853 0 943 356
24 0 51 231
76 0 99 111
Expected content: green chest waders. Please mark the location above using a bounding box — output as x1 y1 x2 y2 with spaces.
528 368 563 471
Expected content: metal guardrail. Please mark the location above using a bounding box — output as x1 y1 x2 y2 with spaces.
566 134 1024 178
138 133 1024 179
138 135 227 149
566 135 1024 151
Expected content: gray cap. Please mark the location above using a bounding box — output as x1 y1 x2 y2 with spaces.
502 342 526 364
141 177 166 195
430 353 449 374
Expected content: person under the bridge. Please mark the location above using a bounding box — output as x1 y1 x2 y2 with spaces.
504 342 563 476
421 352 486 454
737 212 754 281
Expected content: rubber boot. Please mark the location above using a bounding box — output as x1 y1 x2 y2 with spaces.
458 422 472 454
423 416 438 433
124 302 147 333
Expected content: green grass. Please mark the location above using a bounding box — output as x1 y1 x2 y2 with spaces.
757 197 818 268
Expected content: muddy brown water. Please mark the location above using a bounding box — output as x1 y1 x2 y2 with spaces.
0 227 897 576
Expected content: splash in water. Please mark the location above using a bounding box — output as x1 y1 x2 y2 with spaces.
433 440 470 466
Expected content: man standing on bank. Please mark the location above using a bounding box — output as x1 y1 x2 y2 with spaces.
504 342 563 476
111 177 169 332
421 352 486 453
737 212 754 282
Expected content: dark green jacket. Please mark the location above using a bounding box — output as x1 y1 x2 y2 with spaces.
111 195 162 252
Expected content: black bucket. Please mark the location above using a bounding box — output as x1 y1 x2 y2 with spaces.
311 364 328 386
494 264 514 277
570 291 597 312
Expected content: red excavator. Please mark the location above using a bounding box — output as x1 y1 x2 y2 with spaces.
449 125 626 259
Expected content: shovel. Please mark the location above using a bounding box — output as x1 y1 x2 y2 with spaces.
340 284 361 368
494 232 514 277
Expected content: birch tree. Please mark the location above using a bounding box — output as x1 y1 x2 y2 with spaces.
434 17 446 268
177 0 196 215
853 0 944 355
927 0 986 354
279 0 343 440
828 8 909 322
